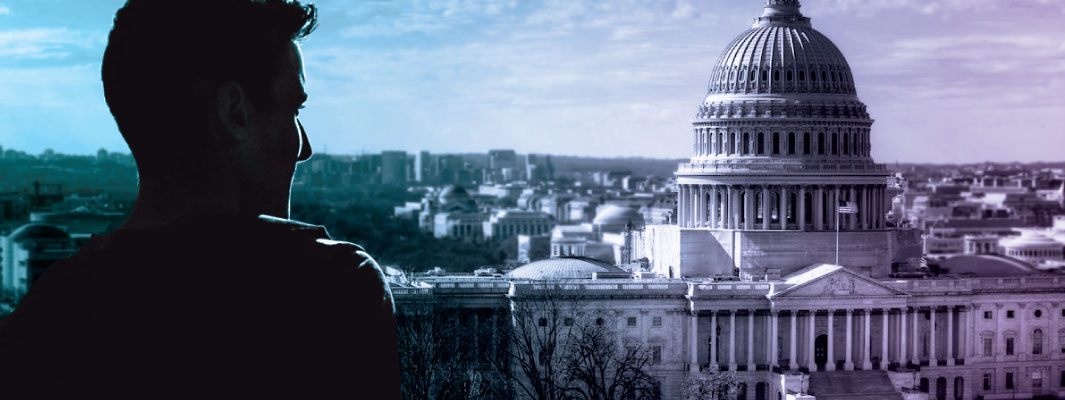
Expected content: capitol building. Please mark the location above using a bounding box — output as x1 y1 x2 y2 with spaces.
394 2 1065 399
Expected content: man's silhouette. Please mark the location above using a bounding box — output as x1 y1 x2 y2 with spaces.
0 1 401 398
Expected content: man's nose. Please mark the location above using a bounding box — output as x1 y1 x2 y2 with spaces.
296 118 313 162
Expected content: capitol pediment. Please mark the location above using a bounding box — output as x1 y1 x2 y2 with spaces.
771 264 906 299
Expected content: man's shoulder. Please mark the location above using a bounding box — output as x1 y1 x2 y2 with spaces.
253 216 389 295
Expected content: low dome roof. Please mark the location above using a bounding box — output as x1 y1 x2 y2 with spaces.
1000 233 1061 249
507 257 627 280
8 223 68 242
592 204 643 227
937 255 1041 277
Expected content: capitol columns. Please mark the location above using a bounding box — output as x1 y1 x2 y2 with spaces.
807 310 816 372
899 307 908 366
862 309 872 370
826 310 836 371
947 306 954 366
728 310 737 371
881 309 889 368
769 310 780 369
761 185 771 230
747 310 756 371
709 185 719 229
689 310 699 372
798 185 807 231
929 307 938 366
844 309 854 370
720 186 730 229
677 185 686 227
779 186 789 231
814 185 824 231
789 311 798 371
744 185 755 230
848 186 857 230
710 310 719 369
911 308 920 363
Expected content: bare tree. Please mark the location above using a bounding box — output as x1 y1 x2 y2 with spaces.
559 320 661 400
398 299 506 400
492 284 660 400
491 285 581 400
683 370 742 400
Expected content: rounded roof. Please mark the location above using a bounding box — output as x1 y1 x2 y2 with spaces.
1000 232 1062 249
507 257 627 280
705 1 856 96
438 184 470 202
937 255 1042 277
8 223 68 242
592 204 644 226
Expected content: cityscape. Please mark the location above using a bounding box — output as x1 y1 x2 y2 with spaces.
3 0 1065 399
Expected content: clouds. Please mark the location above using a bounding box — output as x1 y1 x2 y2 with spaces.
0 3 10 15
1 0 1063 162
0 28 103 61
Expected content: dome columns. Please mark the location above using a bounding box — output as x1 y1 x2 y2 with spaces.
676 183 886 231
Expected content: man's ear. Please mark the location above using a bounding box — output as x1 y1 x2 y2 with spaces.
215 81 253 142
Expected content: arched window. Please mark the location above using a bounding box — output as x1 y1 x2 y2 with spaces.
718 132 724 154
741 68 747 82
729 133 736 154
832 133 839 155
799 70 805 81
842 134 849 155
757 133 765 155
786 70 793 81
773 70 780 81
822 70 828 81
811 69 817 81
788 132 796 154
803 132 811 154
761 70 768 81
749 69 756 81
743 133 751 154
773 132 780 154
1033 329 1043 355
818 132 825 154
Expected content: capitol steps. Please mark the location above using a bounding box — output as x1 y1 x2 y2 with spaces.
807 370 903 400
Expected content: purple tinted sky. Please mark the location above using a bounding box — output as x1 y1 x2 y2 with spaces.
1 0 1063 162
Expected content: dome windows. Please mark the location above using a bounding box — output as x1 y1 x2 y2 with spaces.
773 70 781 81
803 132 811 155
798 70 806 81
817 132 825 155
787 132 796 155
743 132 751 154
761 70 768 81
786 70 793 81
773 132 780 154
757 133 765 155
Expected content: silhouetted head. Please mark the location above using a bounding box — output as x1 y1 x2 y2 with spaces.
102 0 316 215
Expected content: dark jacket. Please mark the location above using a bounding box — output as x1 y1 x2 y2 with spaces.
0 214 401 399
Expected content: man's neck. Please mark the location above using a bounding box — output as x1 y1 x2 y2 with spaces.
120 175 288 231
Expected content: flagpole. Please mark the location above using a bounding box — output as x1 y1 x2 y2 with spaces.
835 201 840 266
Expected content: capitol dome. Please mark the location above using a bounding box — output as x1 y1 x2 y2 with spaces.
507 257 628 280
706 0 855 96
671 0 893 279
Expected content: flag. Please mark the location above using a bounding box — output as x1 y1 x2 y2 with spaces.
838 200 858 214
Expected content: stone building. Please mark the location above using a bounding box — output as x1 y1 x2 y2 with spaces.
393 2 1065 399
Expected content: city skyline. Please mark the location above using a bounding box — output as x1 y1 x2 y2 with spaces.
1 0 1064 162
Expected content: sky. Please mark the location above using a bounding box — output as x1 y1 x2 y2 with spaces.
0 0 1063 163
